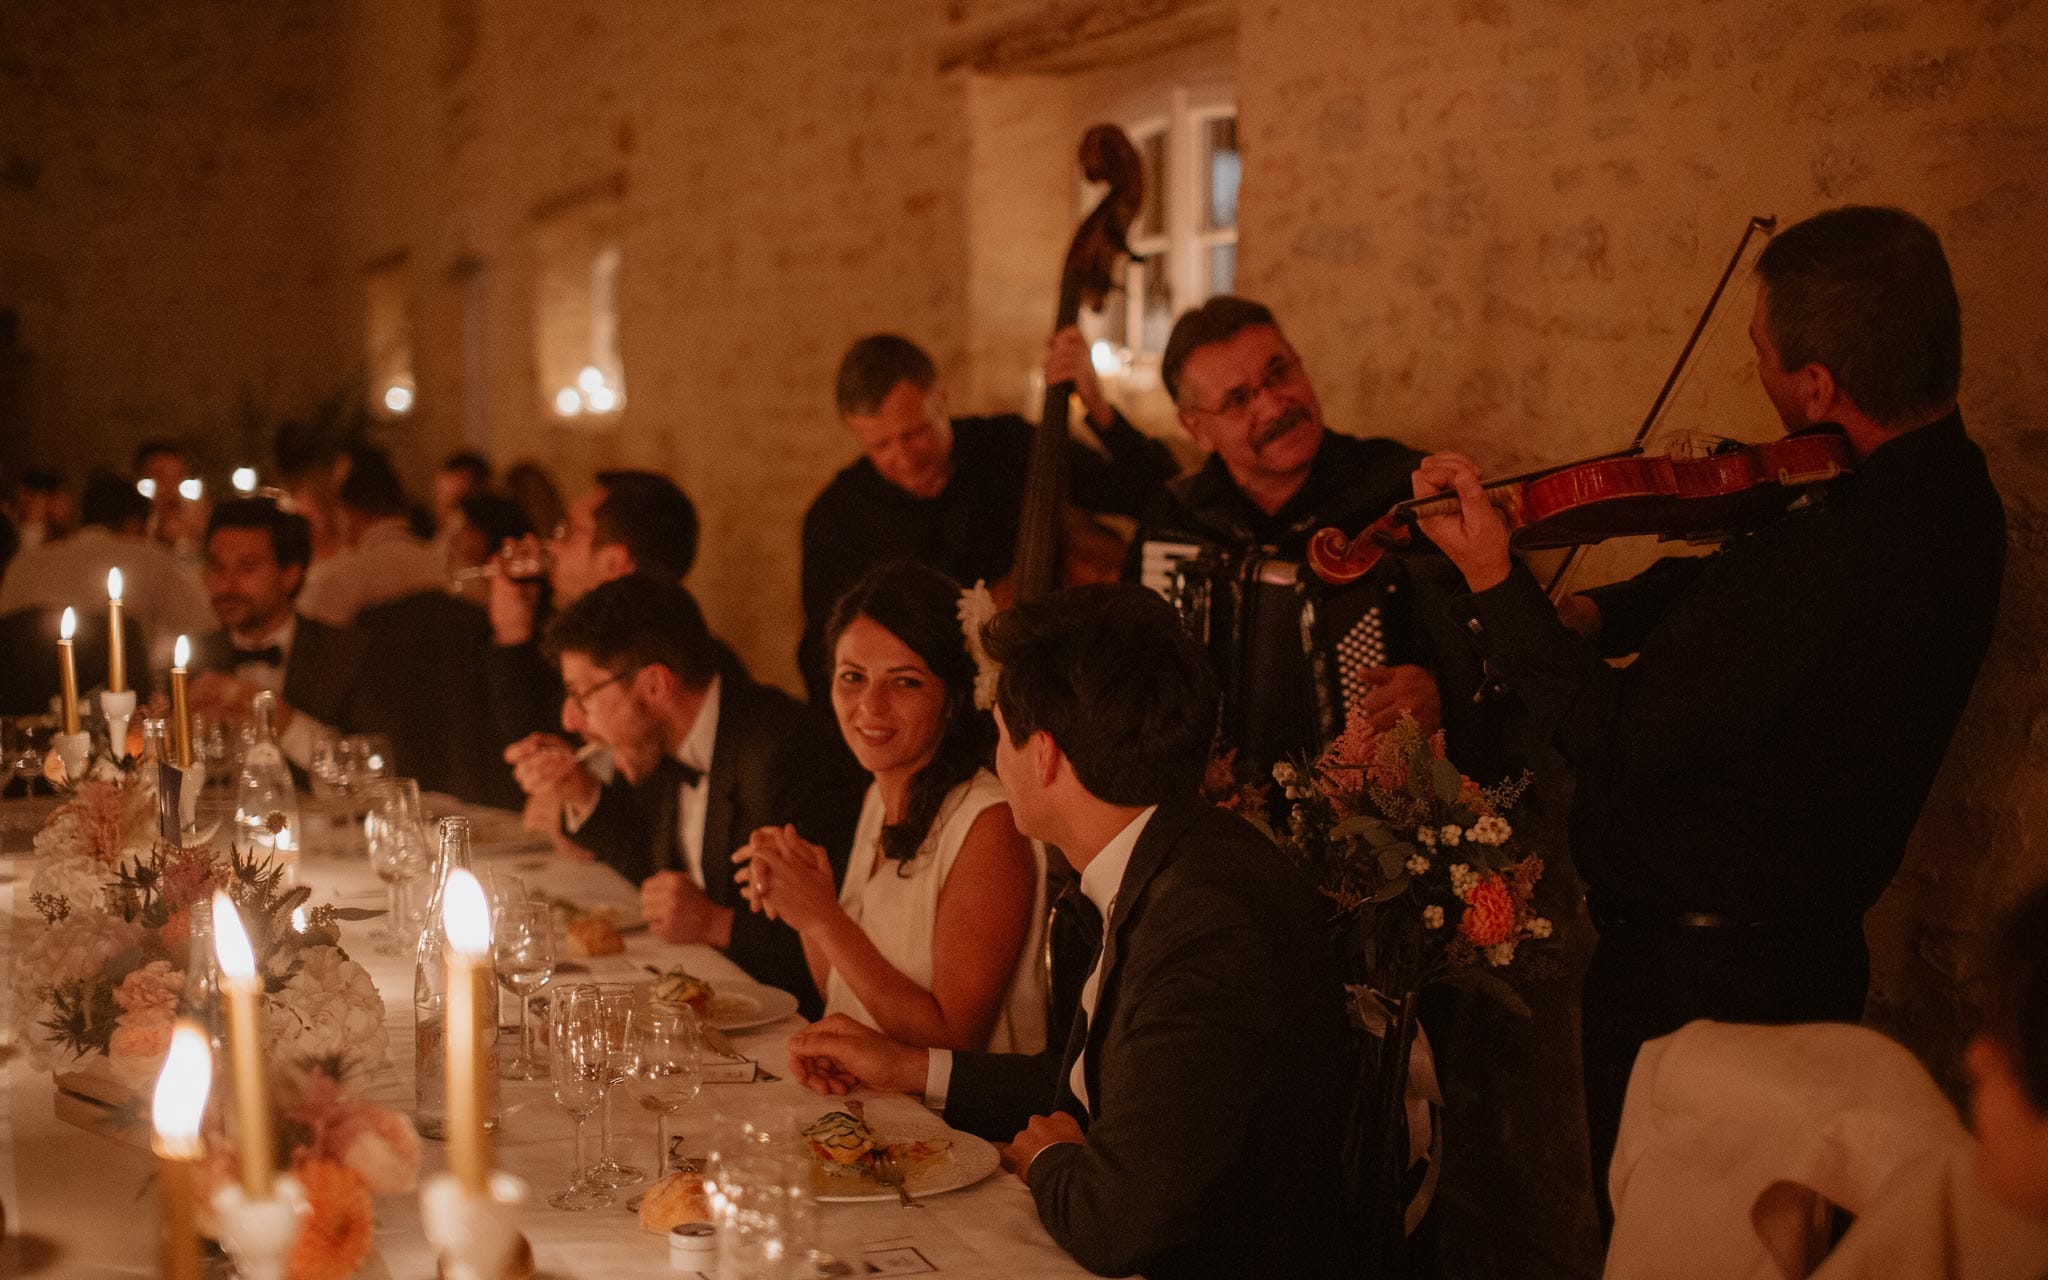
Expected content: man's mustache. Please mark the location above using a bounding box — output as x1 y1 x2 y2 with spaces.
1252 407 1310 450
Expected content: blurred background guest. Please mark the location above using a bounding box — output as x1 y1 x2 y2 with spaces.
133 438 206 558
742 561 1045 1054
4 467 73 555
431 448 492 565
298 444 444 625
503 459 565 547
444 490 533 607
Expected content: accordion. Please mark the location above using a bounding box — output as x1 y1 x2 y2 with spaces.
1139 538 1412 767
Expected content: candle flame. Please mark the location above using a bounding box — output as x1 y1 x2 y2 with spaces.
61 607 76 640
108 568 124 601
151 1021 213 1157
291 905 309 933
442 868 492 958
211 892 258 985
174 634 191 668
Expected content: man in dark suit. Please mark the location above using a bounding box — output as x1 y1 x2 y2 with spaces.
530 575 863 1015
188 496 366 768
787 585 1352 1280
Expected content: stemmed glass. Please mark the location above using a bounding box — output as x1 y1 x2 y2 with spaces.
580 983 647 1188
494 900 556 1080
547 985 615 1211
364 778 431 956
627 999 703 1177
5 714 56 797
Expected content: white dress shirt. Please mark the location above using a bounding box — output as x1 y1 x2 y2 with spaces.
224 615 333 770
671 675 721 885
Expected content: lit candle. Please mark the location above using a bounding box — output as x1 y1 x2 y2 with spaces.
152 1021 213 1280
212 892 274 1197
441 869 494 1194
170 635 192 767
106 568 127 694
57 607 81 735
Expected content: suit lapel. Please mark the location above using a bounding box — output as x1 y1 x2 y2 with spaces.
698 682 747 903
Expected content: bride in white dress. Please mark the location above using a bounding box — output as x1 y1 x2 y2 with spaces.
737 562 1046 1054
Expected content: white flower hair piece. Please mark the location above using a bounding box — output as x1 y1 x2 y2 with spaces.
957 581 1002 711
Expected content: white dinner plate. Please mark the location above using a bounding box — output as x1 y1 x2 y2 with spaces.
806 1108 1001 1203
705 982 801 1032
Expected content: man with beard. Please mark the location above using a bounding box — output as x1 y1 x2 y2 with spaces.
187 496 367 769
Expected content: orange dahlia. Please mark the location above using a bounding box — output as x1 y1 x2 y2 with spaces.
287 1159 374 1280
1456 873 1515 948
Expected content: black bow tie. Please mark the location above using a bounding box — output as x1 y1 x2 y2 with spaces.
232 645 285 668
653 756 704 789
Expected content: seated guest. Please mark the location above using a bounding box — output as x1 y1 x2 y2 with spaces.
135 439 205 557
491 469 704 750
432 450 492 542
0 469 212 673
537 575 864 1014
297 444 446 625
186 497 367 770
798 328 1177 705
4 466 73 553
503 458 566 546
739 562 1044 1053
787 584 1352 1280
445 492 532 607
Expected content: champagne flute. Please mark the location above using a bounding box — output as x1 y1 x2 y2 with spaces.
548 985 615 1211
494 899 556 1080
628 1000 702 1176
364 778 430 955
581 983 647 1188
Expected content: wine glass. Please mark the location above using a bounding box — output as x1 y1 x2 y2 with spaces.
706 1108 815 1278
581 983 648 1188
627 999 702 1176
494 900 556 1080
547 985 615 1211
364 778 431 955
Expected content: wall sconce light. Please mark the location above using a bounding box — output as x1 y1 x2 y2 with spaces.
383 383 416 415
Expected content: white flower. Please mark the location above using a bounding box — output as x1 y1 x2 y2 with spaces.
1470 815 1512 846
956 582 1002 710
1405 853 1431 876
28 854 114 913
266 945 390 1074
1438 825 1463 847
1524 916 1554 939
1421 905 1445 929
1416 827 1437 849
9 910 146 1071
1447 863 1478 900
1272 762 1298 785
1485 942 1516 967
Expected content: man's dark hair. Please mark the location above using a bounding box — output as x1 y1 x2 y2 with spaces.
826 562 992 869
132 439 184 473
81 470 152 531
338 445 409 518
1756 205 1961 428
983 583 1217 806
834 334 936 417
440 450 491 486
543 574 717 690
19 467 64 495
1161 295 1279 403
458 492 531 549
1984 880 2048 1112
206 496 314 578
592 470 699 583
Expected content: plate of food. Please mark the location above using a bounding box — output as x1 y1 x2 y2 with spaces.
802 1102 1000 1203
647 965 800 1032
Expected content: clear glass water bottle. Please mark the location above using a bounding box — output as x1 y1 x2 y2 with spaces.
233 691 300 877
414 815 502 1139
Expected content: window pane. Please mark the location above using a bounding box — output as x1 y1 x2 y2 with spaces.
1139 130 1167 239
1205 116 1239 231
1207 242 1236 296
1140 250 1174 353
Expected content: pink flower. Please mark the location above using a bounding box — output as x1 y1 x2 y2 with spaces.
113 959 183 1015
1457 874 1516 949
329 1104 422 1195
108 1012 177 1085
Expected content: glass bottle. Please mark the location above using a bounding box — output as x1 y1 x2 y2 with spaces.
143 718 180 844
233 691 300 877
414 815 502 1138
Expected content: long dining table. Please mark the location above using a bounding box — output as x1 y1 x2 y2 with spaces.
0 797 1095 1279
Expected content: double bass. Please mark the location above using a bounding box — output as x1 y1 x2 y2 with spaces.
1305 216 1853 590
1006 125 1146 605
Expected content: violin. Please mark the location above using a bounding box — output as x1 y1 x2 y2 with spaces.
1007 125 1145 605
1305 431 1853 585
1306 215 1820 588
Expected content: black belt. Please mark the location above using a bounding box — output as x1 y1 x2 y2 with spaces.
1587 900 1858 934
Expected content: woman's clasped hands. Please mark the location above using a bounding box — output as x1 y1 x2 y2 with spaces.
733 823 837 929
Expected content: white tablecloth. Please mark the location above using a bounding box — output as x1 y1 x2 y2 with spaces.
0 800 1093 1279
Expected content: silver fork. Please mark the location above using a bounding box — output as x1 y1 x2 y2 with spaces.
871 1151 919 1208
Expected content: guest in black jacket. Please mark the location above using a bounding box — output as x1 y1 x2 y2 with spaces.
188 496 367 769
788 584 1352 1280
527 576 864 1016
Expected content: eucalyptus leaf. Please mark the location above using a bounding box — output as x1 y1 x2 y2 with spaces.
1441 964 1534 1019
1369 875 1410 903
1430 758 1464 806
329 907 387 921
1331 815 1397 846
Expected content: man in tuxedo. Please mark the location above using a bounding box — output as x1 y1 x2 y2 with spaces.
787 584 1352 1280
187 496 366 769
535 575 863 1014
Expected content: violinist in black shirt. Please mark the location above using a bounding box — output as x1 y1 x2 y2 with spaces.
1410 205 2006 1230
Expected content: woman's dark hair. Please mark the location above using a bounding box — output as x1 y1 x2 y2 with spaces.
825 561 991 873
